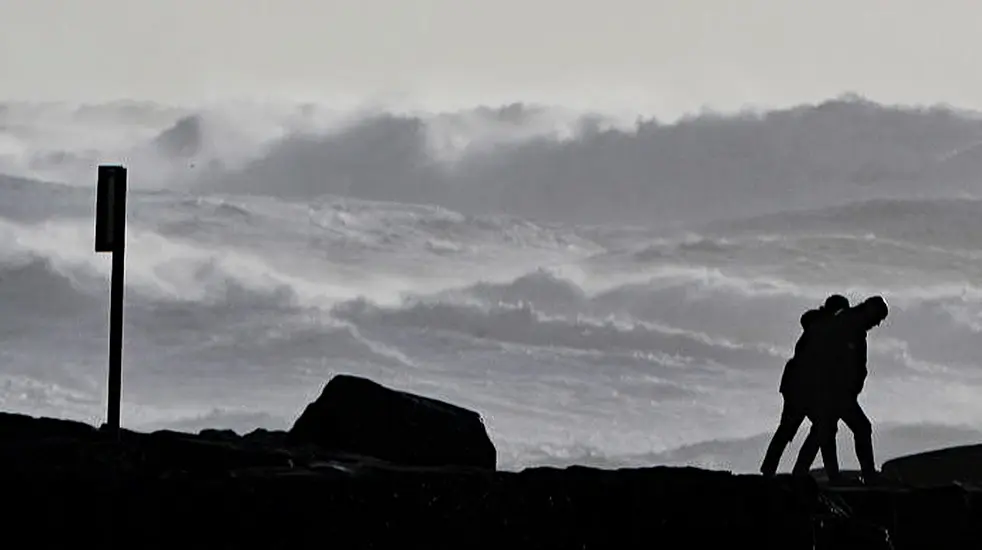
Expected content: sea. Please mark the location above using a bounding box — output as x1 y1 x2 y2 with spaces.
2 96 982 472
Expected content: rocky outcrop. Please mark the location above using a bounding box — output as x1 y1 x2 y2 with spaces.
0 412 882 549
827 483 982 550
0 375 978 548
288 374 496 470
882 444 982 487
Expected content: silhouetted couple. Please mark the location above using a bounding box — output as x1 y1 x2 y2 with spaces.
760 294 889 483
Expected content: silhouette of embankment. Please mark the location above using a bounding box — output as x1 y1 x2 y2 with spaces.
1 374 978 549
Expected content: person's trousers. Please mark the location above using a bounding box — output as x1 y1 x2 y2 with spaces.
792 399 875 478
760 397 839 476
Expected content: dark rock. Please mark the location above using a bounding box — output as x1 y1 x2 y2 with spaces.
198 428 239 442
0 385 979 547
287 374 496 469
0 410 879 550
243 428 288 447
0 411 96 440
136 430 295 475
813 515 894 550
882 444 982 487
829 484 982 550
195 427 288 449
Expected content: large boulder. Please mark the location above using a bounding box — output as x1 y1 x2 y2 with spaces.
287 374 497 470
882 444 982 487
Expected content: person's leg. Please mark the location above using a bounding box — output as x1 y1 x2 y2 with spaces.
793 428 819 475
760 399 805 476
818 425 842 482
793 413 838 476
840 400 876 477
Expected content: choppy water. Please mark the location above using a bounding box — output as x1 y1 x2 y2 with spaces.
2 97 982 472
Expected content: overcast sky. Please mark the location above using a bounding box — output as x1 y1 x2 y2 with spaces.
1 0 979 116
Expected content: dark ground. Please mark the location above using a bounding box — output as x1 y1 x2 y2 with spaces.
3 409 981 549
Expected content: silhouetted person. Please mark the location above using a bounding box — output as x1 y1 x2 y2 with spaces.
791 295 889 482
759 294 850 477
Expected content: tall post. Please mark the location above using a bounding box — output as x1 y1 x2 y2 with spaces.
95 165 127 437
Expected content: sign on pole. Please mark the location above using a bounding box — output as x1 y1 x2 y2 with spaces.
95 165 127 437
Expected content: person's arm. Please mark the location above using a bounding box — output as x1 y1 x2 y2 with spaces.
779 359 793 393
837 308 869 395
854 337 868 394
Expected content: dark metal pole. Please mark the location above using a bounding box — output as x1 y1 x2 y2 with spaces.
94 166 127 548
106 168 127 437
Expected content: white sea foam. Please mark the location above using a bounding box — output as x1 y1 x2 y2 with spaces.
2 96 982 471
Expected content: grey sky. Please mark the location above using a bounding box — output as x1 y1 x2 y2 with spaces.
1 0 978 116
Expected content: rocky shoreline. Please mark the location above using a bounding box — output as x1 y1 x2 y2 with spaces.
1 375 978 549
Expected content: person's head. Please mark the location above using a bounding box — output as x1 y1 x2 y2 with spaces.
860 295 889 328
800 308 822 329
822 294 850 313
